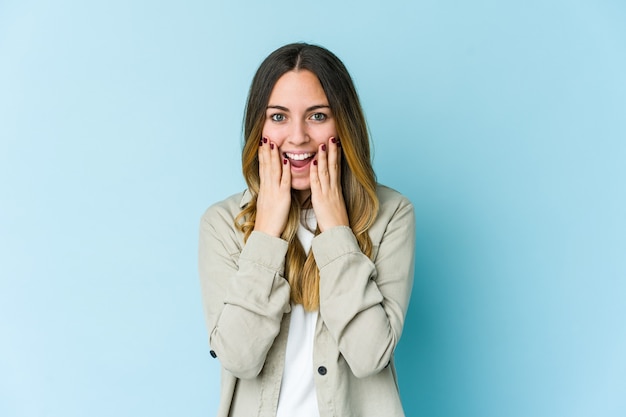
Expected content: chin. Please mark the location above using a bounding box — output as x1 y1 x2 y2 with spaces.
290 181 311 191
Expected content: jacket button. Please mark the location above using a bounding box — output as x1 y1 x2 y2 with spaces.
210 350 217 358
317 366 327 376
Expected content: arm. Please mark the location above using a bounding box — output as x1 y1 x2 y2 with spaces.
199 138 293 379
198 205 291 379
312 195 415 378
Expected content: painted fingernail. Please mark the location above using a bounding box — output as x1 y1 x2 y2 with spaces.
331 137 337 143
270 143 274 150
263 137 268 144
259 139 263 146
283 158 288 165
322 144 326 152
313 160 318 166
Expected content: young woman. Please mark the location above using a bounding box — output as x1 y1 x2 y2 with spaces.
199 43 415 417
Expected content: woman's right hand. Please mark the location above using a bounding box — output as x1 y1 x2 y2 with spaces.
253 137 291 237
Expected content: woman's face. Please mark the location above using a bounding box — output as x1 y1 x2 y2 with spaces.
262 69 338 193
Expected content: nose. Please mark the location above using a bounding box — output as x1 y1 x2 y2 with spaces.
286 119 309 146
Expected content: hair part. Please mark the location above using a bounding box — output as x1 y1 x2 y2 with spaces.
236 43 379 311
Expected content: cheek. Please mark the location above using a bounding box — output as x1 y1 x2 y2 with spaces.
260 121 271 138
321 120 338 137
312 124 338 143
261 123 285 144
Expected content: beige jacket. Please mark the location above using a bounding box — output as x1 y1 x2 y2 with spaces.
198 184 415 417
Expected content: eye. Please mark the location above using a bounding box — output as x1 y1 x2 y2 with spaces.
310 113 327 121
271 113 286 122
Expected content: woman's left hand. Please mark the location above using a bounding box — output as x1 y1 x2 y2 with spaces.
310 137 350 232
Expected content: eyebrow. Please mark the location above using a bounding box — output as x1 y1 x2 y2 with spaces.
266 104 331 112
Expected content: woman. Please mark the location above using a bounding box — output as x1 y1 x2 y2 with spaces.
199 43 415 417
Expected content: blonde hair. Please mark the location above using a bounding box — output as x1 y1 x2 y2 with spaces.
235 43 379 311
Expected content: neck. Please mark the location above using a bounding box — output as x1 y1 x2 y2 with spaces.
295 190 312 207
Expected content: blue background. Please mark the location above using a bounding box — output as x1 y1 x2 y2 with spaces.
1 1 625 416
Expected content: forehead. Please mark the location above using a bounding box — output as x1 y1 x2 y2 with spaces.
268 70 328 105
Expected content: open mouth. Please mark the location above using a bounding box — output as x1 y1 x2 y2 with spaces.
284 152 316 168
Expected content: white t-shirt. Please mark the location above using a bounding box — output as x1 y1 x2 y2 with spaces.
276 210 320 417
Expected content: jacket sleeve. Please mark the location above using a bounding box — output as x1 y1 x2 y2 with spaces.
311 195 415 378
198 206 291 379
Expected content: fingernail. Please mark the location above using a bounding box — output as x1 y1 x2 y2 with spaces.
259 139 263 146
331 137 337 143
263 137 268 144
283 158 288 165
313 160 318 166
322 144 326 152
270 143 274 150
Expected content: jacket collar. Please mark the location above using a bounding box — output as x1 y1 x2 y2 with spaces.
239 189 253 208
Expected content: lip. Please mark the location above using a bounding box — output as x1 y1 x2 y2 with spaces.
283 151 316 159
283 151 316 170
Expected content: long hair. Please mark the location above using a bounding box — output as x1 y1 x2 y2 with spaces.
235 43 379 311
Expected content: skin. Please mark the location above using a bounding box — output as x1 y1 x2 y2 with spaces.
254 70 350 237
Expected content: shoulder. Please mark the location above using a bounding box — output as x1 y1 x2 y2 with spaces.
368 184 415 243
199 190 250 252
375 184 414 215
363 184 415 257
200 190 250 229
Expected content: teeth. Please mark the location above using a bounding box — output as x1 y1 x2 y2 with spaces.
285 152 314 161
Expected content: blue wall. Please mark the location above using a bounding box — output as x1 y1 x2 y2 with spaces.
1 1 624 416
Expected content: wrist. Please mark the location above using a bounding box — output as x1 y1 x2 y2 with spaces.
253 223 282 238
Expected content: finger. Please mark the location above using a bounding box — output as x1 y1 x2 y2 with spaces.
269 141 284 183
310 151 321 195
316 142 329 192
327 137 341 187
281 154 291 189
258 137 270 186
